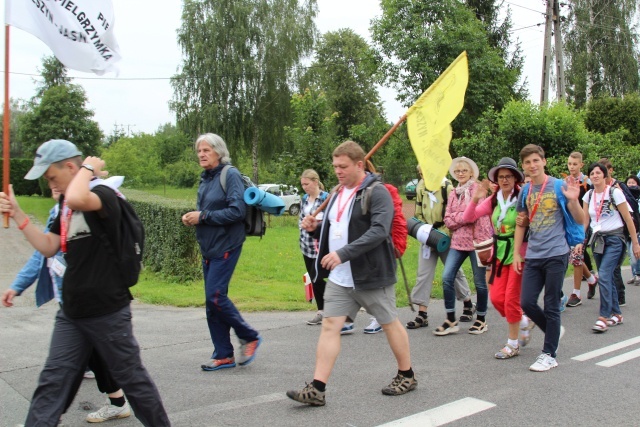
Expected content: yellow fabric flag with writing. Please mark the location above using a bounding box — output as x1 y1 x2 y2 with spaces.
406 51 469 191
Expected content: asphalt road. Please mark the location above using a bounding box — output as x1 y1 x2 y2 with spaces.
2 221 640 426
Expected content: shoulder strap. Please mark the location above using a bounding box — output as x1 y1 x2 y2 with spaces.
362 181 382 215
520 182 530 209
220 164 233 194
586 189 593 205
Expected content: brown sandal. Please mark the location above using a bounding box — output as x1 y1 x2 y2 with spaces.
433 319 459 336
406 314 428 329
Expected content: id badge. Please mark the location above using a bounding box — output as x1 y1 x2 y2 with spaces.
50 254 67 277
331 222 343 240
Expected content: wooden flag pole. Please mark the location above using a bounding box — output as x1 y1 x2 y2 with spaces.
311 114 408 217
3 24 11 228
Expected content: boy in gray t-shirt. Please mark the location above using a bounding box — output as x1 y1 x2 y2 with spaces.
513 144 583 373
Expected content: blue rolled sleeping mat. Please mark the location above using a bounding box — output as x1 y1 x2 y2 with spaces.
244 187 285 216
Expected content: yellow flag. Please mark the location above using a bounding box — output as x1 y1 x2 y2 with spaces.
406 51 469 191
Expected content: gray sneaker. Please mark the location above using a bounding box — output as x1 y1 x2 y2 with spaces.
86 400 131 423
306 312 323 325
286 382 326 406
381 373 417 396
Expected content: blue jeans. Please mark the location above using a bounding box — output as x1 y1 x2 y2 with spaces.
203 246 259 360
594 235 625 318
521 253 569 358
628 234 640 276
442 248 487 315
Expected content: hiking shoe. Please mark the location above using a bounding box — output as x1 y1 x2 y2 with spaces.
201 357 236 371
238 336 262 366
306 312 323 325
364 317 383 334
566 294 581 307
86 401 131 423
286 382 326 406
529 353 558 372
340 323 355 335
381 373 417 396
559 294 568 312
459 303 476 322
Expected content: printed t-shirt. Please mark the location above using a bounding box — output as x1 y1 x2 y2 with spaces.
50 186 131 318
516 176 569 259
583 187 626 232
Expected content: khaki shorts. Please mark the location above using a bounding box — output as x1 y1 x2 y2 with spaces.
323 280 398 325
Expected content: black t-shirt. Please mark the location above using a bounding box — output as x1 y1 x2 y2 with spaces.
51 185 132 318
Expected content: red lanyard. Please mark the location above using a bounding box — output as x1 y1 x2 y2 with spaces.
594 186 609 223
336 178 365 222
60 202 72 254
527 176 549 222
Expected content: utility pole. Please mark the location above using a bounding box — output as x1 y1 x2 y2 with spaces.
540 0 566 103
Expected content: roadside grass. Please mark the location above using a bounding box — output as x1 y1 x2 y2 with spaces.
16 196 56 225
20 193 617 312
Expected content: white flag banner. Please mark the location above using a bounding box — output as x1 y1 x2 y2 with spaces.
5 0 121 75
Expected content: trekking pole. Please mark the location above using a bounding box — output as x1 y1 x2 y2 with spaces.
397 255 415 312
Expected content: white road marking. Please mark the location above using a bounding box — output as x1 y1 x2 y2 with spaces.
376 397 496 426
596 348 640 367
571 336 640 361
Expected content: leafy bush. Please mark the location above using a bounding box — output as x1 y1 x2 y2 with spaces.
124 188 201 281
0 158 42 195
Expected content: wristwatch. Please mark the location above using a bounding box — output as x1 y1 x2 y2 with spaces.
81 164 95 175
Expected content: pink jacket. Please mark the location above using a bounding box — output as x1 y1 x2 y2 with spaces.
444 181 493 251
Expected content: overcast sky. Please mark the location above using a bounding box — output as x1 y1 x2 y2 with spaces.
1 0 549 137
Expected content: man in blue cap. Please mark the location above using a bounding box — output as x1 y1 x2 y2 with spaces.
0 140 170 426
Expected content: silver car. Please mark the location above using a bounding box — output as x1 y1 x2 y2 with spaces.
257 184 302 215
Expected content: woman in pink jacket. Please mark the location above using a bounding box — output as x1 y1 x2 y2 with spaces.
434 157 493 336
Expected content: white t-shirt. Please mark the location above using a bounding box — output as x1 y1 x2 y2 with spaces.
583 187 627 232
327 186 357 288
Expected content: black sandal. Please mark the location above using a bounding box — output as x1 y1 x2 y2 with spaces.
406 314 428 329
459 303 476 322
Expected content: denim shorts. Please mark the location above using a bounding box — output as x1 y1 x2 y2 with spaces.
323 280 397 325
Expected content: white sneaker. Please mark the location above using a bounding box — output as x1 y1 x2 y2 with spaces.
86 401 131 423
340 322 355 335
364 317 383 334
529 353 558 372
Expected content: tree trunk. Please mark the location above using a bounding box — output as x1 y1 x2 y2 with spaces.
252 128 259 184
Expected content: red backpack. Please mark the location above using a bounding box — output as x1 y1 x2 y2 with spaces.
362 182 408 258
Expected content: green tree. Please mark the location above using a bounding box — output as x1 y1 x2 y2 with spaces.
170 0 318 182
18 84 103 158
563 0 640 106
0 98 31 157
305 29 385 141
279 88 336 185
33 56 71 101
371 0 525 139
101 134 162 188
584 93 640 146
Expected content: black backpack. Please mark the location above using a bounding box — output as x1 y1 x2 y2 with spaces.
220 165 266 237
85 187 145 288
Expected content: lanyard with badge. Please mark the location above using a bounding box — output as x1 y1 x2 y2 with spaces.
592 185 610 235
527 176 549 223
332 178 364 240
50 201 71 278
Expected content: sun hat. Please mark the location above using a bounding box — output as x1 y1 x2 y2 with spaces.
449 157 480 180
488 157 524 183
25 140 82 180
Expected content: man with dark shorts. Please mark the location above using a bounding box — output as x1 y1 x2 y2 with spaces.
287 141 416 406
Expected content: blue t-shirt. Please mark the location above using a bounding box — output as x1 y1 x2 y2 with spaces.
517 176 569 259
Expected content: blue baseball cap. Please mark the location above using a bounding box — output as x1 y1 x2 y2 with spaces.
25 139 82 180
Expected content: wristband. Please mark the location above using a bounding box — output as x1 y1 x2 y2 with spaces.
18 216 30 230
